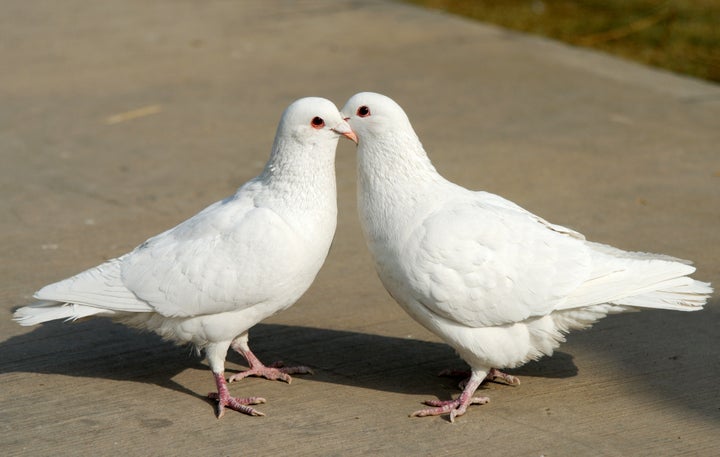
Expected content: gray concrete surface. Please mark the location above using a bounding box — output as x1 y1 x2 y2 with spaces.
2 1 719 455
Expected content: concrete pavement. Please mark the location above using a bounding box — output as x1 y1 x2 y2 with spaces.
2 1 719 455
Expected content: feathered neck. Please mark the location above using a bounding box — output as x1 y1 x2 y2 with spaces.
251 135 338 211
356 129 446 236
357 128 442 192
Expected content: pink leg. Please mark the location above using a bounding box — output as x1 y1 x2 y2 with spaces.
227 339 312 384
207 372 266 418
412 371 489 422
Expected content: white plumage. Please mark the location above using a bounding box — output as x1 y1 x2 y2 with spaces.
340 92 712 421
15 97 357 417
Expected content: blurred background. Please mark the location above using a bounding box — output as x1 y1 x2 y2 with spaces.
406 0 720 82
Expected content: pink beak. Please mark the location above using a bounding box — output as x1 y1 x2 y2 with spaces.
332 119 358 144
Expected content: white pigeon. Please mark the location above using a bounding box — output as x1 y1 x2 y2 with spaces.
14 97 357 418
340 92 712 422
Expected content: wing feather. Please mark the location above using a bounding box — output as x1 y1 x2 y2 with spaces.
122 197 304 317
402 196 591 328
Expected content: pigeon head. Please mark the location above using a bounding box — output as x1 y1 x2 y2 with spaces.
277 97 357 146
340 92 414 143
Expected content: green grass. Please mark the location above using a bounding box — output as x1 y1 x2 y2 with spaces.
404 0 720 82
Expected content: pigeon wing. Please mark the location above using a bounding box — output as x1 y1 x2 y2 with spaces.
403 198 592 328
122 195 304 318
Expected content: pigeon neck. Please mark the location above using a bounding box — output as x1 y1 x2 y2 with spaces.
257 137 338 210
358 132 441 191
357 132 445 228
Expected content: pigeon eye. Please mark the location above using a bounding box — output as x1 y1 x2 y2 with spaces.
311 117 325 129
357 106 371 117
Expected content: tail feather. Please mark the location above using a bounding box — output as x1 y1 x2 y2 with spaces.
611 279 712 311
32 258 152 313
557 242 712 312
13 301 116 326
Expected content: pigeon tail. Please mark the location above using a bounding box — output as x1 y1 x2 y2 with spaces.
559 241 712 312
609 277 711 311
26 258 154 316
13 300 116 326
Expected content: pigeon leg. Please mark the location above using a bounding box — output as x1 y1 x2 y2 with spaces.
227 333 312 384
207 372 266 418
412 370 489 422
439 367 520 387
486 368 521 386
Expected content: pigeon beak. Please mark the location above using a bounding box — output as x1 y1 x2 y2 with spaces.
332 119 358 144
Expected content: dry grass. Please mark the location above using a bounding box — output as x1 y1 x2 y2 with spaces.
405 0 720 82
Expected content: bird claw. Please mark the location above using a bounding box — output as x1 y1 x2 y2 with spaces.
410 396 490 422
413 370 492 421
486 368 520 386
207 392 266 418
227 362 313 384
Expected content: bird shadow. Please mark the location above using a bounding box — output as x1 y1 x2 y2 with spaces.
1 319 208 402
6 305 716 424
242 322 577 401
0 318 578 407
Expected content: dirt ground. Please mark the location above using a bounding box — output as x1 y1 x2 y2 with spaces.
2 1 719 456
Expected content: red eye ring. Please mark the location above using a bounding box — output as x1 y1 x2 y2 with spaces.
311 116 325 129
357 106 371 117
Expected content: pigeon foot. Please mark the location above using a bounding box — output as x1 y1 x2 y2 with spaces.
229 340 313 384
228 360 313 384
209 372 266 418
411 396 490 422
208 392 266 418
486 368 521 386
412 370 489 422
